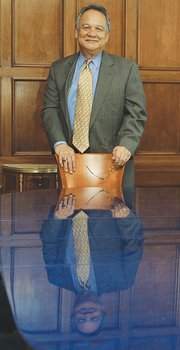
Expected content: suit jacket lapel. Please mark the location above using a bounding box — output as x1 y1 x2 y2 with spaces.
90 52 115 129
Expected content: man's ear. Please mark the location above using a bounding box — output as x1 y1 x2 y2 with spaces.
75 30 78 39
105 33 110 43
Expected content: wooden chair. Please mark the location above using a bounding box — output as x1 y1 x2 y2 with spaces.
55 153 124 189
55 153 125 209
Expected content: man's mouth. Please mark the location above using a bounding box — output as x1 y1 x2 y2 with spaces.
85 39 98 42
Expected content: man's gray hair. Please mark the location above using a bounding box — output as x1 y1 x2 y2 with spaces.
75 3 111 32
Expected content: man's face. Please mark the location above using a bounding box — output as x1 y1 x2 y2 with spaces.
73 292 104 334
75 9 110 57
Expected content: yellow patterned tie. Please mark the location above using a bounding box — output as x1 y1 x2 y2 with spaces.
72 59 92 153
72 210 90 288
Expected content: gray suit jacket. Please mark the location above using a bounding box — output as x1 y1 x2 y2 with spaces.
40 209 144 295
41 51 147 156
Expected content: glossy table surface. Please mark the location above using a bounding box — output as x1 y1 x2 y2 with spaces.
0 185 180 350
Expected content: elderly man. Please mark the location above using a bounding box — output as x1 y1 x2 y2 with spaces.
41 3 147 183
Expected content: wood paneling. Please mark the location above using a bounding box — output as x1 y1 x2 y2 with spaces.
138 0 180 69
139 83 180 153
0 0 11 66
12 0 62 66
63 0 77 57
0 0 180 186
135 187 180 218
132 245 177 326
135 186 180 229
13 80 49 154
125 0 138 61
0 78 12 156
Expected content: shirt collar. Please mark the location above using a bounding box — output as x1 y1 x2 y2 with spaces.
78 52 102 69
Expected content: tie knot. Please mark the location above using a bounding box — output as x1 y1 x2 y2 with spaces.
86 58 91 65
84 59 92 69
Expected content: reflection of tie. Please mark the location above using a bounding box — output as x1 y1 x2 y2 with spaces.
72 60 92 153
72 210 90 288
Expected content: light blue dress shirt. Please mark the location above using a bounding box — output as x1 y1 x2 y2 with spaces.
54 52 102 150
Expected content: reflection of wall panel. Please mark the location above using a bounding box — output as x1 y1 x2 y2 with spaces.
136 187 180 218
138 0 180 69
135 186 180 229
10 247 61 332
12 0 62 66
132 245 176 327
13 80 49 154
139 83 180 153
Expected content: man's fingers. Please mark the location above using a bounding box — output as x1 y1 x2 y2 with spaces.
63 156 76 174
112 146 131 166
55 144 76 174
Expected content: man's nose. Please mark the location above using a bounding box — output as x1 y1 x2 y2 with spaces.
80 308 96 314
87 27 96 36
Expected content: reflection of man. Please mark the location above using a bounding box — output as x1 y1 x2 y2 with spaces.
40 194 143 335
71 291 105 335
41 3 147 181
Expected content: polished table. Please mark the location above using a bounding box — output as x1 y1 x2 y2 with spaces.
0 185 180 350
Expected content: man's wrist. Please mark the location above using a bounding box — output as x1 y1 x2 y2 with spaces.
54 141 67 151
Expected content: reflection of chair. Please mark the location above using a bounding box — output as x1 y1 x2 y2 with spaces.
55 153 124 189
55 153 125 209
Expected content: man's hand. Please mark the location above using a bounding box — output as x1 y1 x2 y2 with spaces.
55 144 76 174
54 194 76 219
111 200 130 218
112 146 131 167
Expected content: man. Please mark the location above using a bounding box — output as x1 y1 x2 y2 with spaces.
40 192 143 335
41 3 147 181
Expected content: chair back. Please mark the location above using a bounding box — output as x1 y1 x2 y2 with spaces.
55 153 124 189
55 154 125 209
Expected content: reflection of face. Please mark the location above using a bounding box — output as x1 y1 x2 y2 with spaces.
75 9 109 57
73 292 104 334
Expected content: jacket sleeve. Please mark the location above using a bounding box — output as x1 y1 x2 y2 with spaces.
117 62 147 156
41 63 67 150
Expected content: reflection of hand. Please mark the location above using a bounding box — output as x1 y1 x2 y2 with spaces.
55 144 76 174
54 194 76 219
111 199 130 218
112 146 131 167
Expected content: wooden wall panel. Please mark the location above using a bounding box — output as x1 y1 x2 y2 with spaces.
78 0 125 56
0 78 12 156
63 0 77 57
138 0 180 69
13 0 62 66
125 0 137 61
0 0 11 66
13 80 49 154
139 83 180 153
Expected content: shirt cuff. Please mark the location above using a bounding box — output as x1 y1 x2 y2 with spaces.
54 141 67 151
